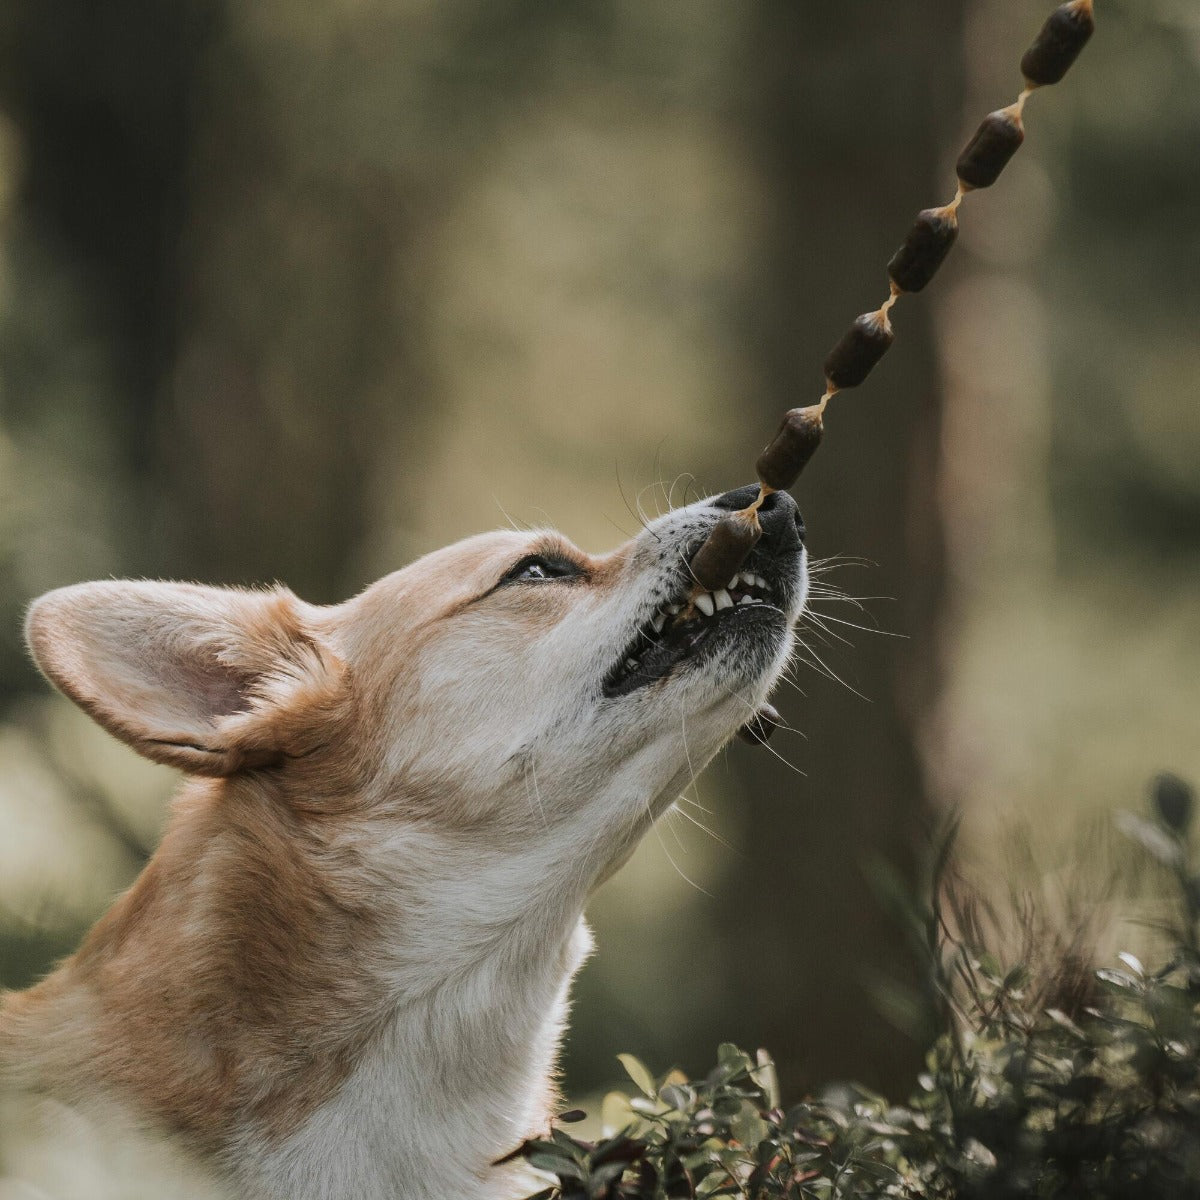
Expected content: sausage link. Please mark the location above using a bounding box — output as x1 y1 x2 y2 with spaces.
1022 0 1095 87
823 310 895 390
756 405 825 492
689 510 762 591
887 205 960 294
957 105 1025 191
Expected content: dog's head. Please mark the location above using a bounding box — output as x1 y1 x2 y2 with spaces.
25 485 806 876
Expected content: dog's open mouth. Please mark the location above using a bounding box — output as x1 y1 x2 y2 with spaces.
601 567 779 698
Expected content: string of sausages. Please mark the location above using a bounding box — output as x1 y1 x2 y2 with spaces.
690 0 1096 599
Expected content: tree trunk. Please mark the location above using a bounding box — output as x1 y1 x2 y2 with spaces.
709 0 962 1097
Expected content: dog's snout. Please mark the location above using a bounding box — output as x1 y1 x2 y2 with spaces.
712 484 805 548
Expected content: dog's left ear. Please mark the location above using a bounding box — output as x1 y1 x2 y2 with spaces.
25 581 349 776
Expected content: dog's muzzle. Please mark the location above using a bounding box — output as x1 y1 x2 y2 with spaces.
601 484 806 699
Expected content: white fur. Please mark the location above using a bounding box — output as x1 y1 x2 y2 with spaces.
1 492 807 1199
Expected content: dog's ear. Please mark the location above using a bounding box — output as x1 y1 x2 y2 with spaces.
25 581 349 776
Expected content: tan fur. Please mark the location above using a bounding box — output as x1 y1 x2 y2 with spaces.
0 507 805 1200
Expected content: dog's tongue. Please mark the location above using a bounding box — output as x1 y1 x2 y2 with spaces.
736 702 782 747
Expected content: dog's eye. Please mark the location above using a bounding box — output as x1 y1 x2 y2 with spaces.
500 555 583 585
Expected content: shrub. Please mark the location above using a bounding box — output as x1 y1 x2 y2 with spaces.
516 774 1200 1198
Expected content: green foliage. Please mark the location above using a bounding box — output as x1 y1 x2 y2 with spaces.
518 776 1200 1199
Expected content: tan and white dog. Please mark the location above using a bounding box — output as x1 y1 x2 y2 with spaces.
0 483 807 1200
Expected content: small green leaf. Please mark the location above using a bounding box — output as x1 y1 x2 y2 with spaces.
1002 964 1030 991
753 1049 781 1110
617 1053 658 1099
528 1153 585 1180
600 1090 636 1136
1117 952 1145 978
1096 968 1139 990
661 1083 696 1112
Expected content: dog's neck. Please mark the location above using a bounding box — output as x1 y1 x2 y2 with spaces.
10 748 688 1199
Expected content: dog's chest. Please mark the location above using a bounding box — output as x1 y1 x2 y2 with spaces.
236 919 592 1200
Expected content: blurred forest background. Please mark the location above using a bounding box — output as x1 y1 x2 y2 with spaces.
0 0 1197 1110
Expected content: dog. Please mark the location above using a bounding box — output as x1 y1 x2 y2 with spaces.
0 482 807 1200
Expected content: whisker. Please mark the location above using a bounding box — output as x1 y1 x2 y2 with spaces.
493 499 533 533
718 684 809 778
792 641 871 702
799 612 855 650
805 610 904 639
649 441 669 519
615 465 654 539
633 482 661 538
670 798 738 852
806 553 877 574
667 472 699 512
524 756 550 830
636 704 712 898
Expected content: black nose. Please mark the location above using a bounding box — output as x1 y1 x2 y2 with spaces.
712 484 805 549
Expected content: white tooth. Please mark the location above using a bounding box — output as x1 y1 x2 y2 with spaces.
739 572 754 587
739 594 754 605
667 603 682 615
714 589 733 611
754 574 768 590
694 592 715 617
651 612 667 633
727 576 739 591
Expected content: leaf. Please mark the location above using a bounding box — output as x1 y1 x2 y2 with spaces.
1117 952 1145 978
730 1100 768 1150
1116 810 1184 867
661 1083 697 1113
976 953 1002 982
591 1135 647 1167
550 1128 585 1154
753 1049 781 1110
528 1153 585 1181
617 1053 658 1099
696 1180 743 1198
1095 968 1139 991
714 1043 754 1086
1044 1008 1085 1040
601 1091 636 1137
591 1160 633 1188
1002 964 1031 991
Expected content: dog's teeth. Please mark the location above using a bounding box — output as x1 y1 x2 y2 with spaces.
694 592 715 617
753 574 768 590
726 576 739 590
739 594 755 605
667 603 682 615
651 612 667 633
739 572 754 587
714 588 733 611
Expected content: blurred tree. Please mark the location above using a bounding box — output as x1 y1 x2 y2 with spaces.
703 0 963 1094
1 0 962 1101
0 0 223 700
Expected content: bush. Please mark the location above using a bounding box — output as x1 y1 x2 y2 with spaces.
516 775 1200 1198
